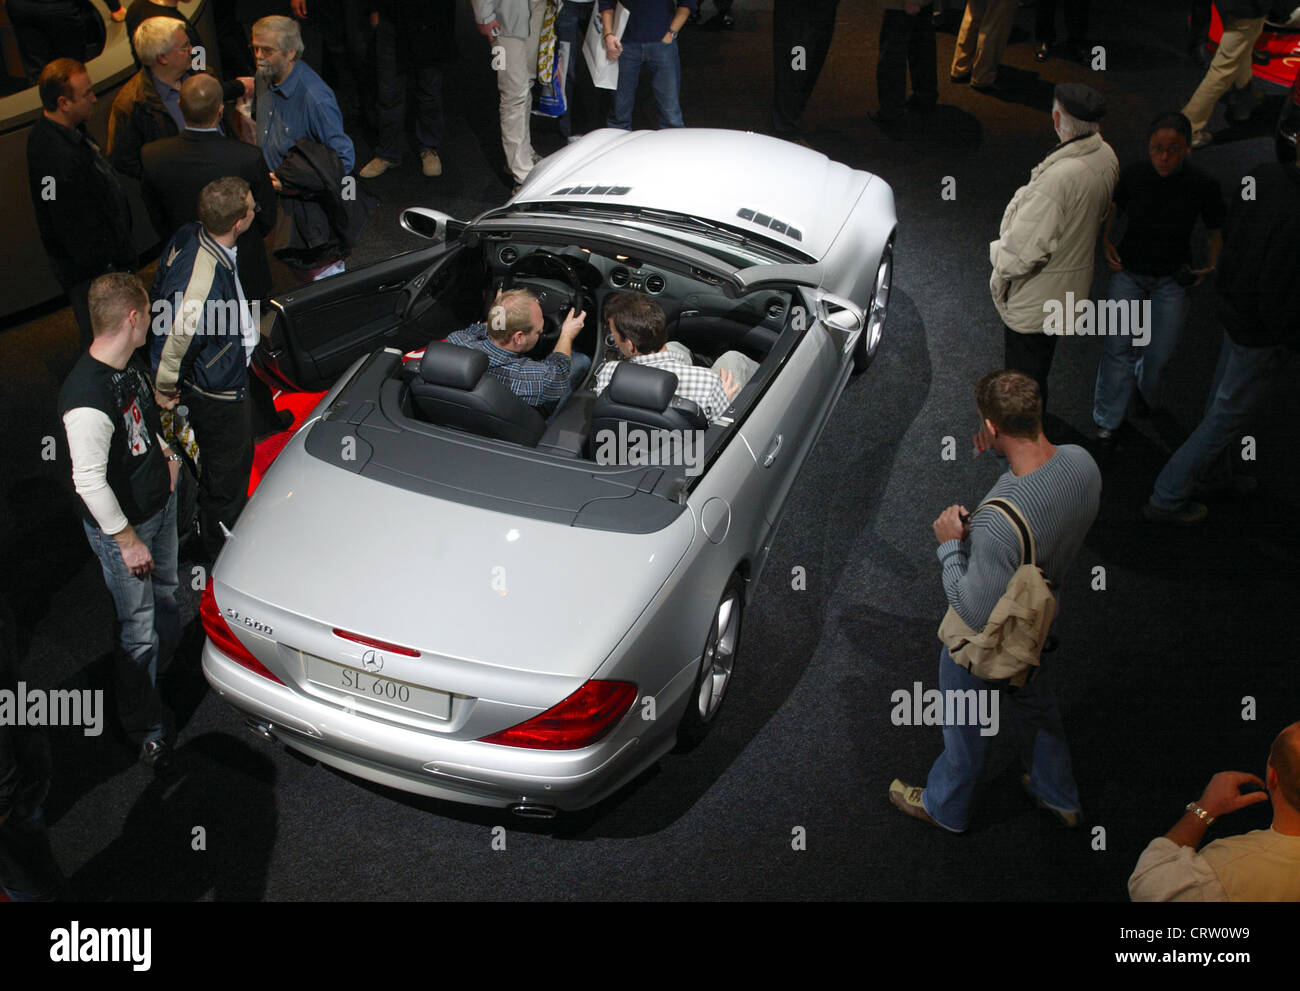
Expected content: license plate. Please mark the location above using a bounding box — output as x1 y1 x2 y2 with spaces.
302 653 451 721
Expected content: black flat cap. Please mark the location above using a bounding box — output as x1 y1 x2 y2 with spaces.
1054 83 1106 122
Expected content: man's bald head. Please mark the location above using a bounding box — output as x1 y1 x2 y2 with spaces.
179 73 223 128
1269 722 1300 811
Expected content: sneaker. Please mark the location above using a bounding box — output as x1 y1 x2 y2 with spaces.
138 737 173 772
1142 500 1208 525
359 156 398 178
1093 427 1116 464
1190 130 1213 149
889 778 943 828
1020 774 1080 827
420 149 442 177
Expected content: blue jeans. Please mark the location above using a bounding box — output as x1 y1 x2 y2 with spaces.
373 19 444 162
1092 269 1189 430
82 491 179 744
922 646 1080 832
1150 331 1289 510
607 40 684 130
555 1 594 138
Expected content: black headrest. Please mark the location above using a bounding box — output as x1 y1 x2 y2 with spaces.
606 361 678 410
420 342 489 390
409 341 545 446
588 361 707 460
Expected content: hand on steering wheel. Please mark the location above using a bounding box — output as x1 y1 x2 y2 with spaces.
500 250 586 345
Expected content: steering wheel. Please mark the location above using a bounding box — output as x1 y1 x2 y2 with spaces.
499 250 586 346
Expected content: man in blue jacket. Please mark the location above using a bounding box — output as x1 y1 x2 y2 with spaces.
152 177 260 558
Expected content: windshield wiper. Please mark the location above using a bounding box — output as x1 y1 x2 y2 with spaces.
628 208 751 246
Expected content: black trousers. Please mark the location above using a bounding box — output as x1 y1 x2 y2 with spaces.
1004 326 1058 413
66 277 95 353
185 389 253 558
772 0 841 136
1188 0 1212 50
1035 0 1090 45
878 5 938 114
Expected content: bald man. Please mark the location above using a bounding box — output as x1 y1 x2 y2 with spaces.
140 73 278 303
1129 723 1300 901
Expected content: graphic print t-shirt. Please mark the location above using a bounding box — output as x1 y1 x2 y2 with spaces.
58 353 171 527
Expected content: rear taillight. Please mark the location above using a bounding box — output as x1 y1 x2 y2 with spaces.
200 580 284 684
478 680 638 750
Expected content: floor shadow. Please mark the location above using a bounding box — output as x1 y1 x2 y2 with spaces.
68 733 278 901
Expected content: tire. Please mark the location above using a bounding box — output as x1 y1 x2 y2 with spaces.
852 236 894 374
674 574 744 752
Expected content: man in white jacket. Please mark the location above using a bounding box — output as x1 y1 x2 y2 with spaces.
473 0 547 188
989 83 1118 413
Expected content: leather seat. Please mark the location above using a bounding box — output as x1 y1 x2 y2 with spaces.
408 342 545 446
588 362 708 458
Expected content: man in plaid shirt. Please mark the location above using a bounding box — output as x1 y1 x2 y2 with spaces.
445 288 591 416
594 292 759 422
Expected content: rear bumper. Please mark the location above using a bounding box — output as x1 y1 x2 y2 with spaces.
202 641 671 811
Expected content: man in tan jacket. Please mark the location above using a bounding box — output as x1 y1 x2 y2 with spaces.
989 84 1118 413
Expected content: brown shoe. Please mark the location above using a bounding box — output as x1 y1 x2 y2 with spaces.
359 156 398 178
889 778 944 828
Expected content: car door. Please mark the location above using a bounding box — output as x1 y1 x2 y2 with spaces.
264 240 470 392
735 287 856 527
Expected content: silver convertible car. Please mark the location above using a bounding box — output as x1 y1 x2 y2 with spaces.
202 128 896 815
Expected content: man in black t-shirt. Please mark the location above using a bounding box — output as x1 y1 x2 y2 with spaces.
57 274 181 771
1093 111 1224 454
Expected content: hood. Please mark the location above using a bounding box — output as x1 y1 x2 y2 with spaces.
519 128 871 261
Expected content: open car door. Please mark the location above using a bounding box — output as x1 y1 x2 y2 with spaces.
260 239 475 393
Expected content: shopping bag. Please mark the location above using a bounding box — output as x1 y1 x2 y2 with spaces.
583 2 628 91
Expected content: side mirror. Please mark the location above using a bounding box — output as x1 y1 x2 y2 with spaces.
816 292 865 334
400 207 455 241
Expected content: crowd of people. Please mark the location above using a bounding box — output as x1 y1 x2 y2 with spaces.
5 1 1298 902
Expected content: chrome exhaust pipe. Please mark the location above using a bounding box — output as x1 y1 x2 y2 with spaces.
245 718 278 743
510 803 558 820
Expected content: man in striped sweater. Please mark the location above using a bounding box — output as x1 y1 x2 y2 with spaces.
890 370 1101 833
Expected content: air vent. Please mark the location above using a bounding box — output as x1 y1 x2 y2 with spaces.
645 274 666 295
609 267 629 287
500 246 519 265
736 207 804 242
551 185 631 197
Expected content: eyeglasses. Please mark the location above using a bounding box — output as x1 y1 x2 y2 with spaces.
249 44 279 56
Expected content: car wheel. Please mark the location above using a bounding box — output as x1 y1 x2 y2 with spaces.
852 236 894 374
674 574 744 752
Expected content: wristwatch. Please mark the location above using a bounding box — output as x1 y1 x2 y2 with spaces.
670 29 678 40
1185 801 1215 825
